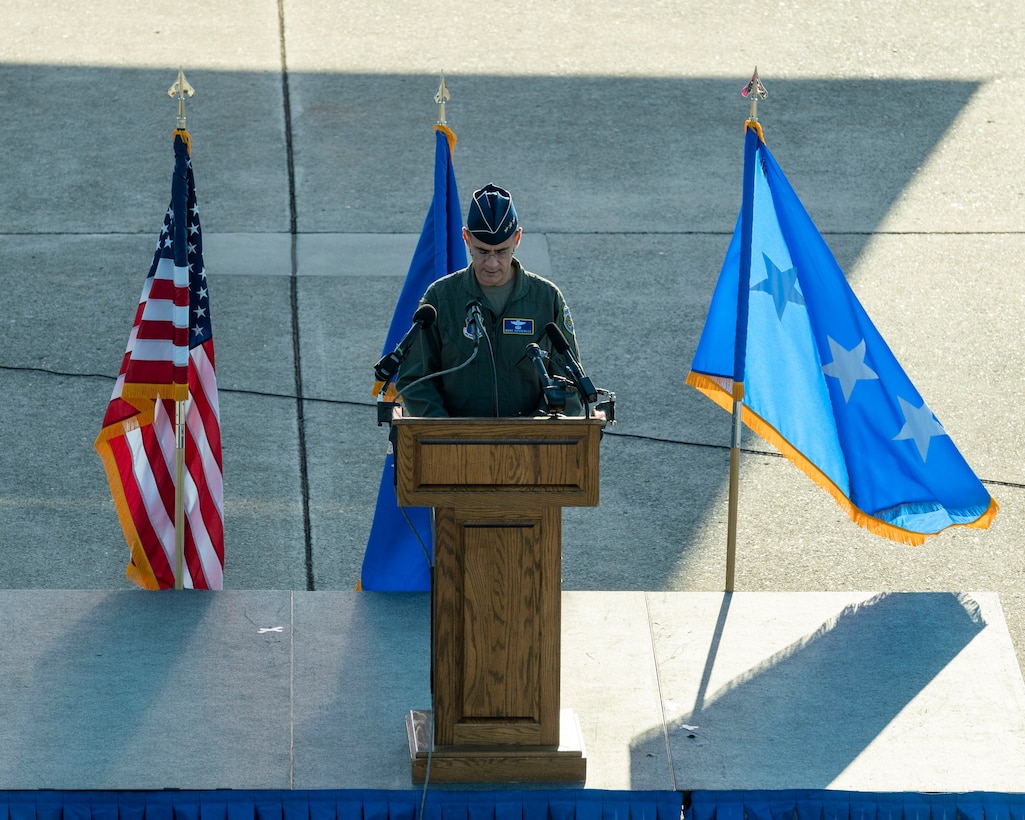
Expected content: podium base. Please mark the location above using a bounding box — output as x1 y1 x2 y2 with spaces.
405 709 587 784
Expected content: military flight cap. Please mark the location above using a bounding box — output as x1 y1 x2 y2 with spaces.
466 183 518 245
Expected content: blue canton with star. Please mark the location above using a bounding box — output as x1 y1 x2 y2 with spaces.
156 134 212 350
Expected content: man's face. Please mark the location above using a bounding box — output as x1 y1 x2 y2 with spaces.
464 228 521 287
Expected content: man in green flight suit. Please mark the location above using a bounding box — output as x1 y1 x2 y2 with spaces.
396 183 586 418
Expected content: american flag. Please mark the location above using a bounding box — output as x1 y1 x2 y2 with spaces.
95 130 224 589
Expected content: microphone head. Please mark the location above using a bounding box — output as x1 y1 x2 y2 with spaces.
544 322 571 353
413 303 437 328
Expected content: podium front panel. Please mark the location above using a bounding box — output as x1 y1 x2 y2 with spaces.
461 520 541 719
433 507 561 747
393 417 601 510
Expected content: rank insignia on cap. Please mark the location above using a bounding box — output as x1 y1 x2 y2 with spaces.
503 318 534 335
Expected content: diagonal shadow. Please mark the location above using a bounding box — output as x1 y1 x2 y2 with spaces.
631 592 987 789
0 590 293 789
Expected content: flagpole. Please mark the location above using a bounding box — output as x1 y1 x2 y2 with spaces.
168 69 194 591
725 411 741 591
174 401 186 588
725 69 768 592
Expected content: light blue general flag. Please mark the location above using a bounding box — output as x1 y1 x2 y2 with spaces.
361 125 466 590
688 122 997 544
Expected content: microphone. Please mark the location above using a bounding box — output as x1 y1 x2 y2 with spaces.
373 303 437 383
465 299 484 341
544 323 598 403
526 342 566 414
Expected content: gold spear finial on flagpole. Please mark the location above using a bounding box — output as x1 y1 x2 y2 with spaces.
742 67 768 121
435 71 450 125
168 68 195 131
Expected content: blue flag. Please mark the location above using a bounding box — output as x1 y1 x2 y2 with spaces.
360 125 466 590
688 122 997 545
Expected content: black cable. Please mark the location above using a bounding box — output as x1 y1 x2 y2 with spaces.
479 321 498 416
4 363 1021 493
398 503 431 567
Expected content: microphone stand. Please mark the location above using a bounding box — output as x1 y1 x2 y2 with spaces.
376 380 400 426
540 376 569 416
594 387 617 424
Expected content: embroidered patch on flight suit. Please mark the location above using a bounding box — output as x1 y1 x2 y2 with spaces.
563 306 576 335
503 318 534 334
463 316 482 341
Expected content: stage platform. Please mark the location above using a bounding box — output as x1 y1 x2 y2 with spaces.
1 590 1024 794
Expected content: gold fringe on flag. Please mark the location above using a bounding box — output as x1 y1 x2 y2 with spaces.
173 127 192 154
686 371 999 546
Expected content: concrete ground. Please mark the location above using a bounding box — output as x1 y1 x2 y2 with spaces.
1 589 1023 792
1 0 1024 791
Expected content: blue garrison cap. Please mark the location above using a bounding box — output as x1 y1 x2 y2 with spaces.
466 183 518 244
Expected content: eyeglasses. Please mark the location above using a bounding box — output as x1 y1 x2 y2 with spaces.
468 246 515 260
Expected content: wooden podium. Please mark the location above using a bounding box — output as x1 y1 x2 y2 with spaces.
393 415 604 783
